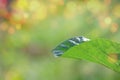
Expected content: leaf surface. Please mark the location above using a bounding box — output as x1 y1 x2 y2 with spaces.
53 38 120 72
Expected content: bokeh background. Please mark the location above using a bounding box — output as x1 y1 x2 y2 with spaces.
0 0 120 80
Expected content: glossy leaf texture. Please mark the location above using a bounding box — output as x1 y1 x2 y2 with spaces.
53 37 120 72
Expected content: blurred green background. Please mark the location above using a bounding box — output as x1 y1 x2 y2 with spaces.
0 0 120 80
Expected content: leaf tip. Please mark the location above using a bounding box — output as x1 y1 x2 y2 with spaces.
52 36 90 57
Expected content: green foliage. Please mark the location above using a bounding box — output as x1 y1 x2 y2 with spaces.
1 0 120 80
57 38 120 72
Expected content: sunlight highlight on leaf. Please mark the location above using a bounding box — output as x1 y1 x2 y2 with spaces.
108 54 118 64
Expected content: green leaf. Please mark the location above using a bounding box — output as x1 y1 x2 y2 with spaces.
53 37 120 72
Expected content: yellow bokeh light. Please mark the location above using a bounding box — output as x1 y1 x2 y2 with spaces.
15 24 22 30
16 0 28 10
49 0 63 5
87 0 106 14
29 1 40 12
112 4 120 18
64 1 77 19
66 1 77 11
10 10 28 24
31 2 47 21
104 17 112 25
48 4 57 15
77 4 85 14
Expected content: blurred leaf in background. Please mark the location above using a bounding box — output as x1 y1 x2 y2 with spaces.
0 0 120 80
